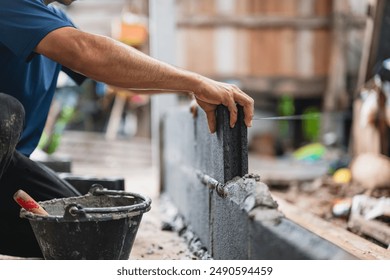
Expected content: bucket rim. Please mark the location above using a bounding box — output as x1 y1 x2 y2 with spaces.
20 186 151 222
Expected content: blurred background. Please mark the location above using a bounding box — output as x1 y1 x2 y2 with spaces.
35 0 390 253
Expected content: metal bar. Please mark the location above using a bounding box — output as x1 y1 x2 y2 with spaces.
252 111 353 121
196 170 226 197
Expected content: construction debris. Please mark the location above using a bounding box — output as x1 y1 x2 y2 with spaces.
348 195 390 247
332 198 352 218
250 151 390 250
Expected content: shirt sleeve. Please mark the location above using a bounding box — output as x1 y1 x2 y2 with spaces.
0 0 75 61
61 66 87 85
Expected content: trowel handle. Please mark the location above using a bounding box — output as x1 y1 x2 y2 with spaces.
13 190 49 216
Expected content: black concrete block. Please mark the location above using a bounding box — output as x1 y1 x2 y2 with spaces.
162 105 248 254
215 105 248 182
162 107 211 247
212 194 249 259
249 212 354 260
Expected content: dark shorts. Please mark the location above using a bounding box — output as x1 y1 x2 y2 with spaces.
0 93 80 258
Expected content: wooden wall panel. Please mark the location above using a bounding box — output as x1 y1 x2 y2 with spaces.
246 0 299 77
247 0 299 15
176 0 340 83
177 0 216 17
248 28 300 77
280 28 298 76
313 28 332 75
236 27 251 76
181 27 216 76
315 0 333 16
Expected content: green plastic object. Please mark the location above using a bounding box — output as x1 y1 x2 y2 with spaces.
292 142 326 161
302 107 320 142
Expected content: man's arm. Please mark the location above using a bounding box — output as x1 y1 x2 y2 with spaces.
35 27 253 133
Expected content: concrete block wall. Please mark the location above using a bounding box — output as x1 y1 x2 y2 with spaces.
161 105 355 260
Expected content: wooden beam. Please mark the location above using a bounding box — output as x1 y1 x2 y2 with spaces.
273 194 390 260
177 15 366 30
209 76 327 97
105 90 127 141
349 214 390 246
356 0 386 92
323 0 349 111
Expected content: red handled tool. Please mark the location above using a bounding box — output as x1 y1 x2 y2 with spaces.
13 190 49 216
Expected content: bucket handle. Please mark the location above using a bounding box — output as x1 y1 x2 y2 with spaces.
65 185 151 217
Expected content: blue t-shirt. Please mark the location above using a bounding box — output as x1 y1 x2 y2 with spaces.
0 0 84 156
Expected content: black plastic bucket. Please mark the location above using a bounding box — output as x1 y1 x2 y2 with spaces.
20 185 151 260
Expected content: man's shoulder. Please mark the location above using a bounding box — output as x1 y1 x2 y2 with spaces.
3 0 47 10
2 0 69 19
0 0 74 60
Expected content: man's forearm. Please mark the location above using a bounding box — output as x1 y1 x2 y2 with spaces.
36 27 200 94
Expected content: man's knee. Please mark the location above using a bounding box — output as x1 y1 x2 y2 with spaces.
0 93 25 149
0 93 25 127
0 93 25 119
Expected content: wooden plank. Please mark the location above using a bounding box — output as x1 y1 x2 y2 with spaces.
323 0 349 111
215 0 237 76
311 0 338 80
177 15 366 29
105 91 127 140
296 0 314 77
280 28 297 76
315 0 333 16
250 29 279 76
206 76 327 97
249 0 298 16
255 0 298 15
236 0 248 15
197 0 216 15
313 28 332 75
349 215 390 246
235 27 250 76
356 0 385 91
177 0 364 80
179 15 330 29
183 27 215 76
352 0 389 155
273 194 390 260
247 2 273 77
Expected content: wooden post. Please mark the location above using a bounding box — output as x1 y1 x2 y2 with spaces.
356 0 386 92
149 0 179 192
352 0 389 156
322 0 349 146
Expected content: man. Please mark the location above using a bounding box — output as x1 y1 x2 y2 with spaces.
0 0 254 257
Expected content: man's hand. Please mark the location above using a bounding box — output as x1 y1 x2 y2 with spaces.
193 76 254 133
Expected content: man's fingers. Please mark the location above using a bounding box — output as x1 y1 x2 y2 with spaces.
196 98 217 133
190 98 198 118
227 100 238 128
205 110 217 133
232 90 254 128
242 101 253 128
